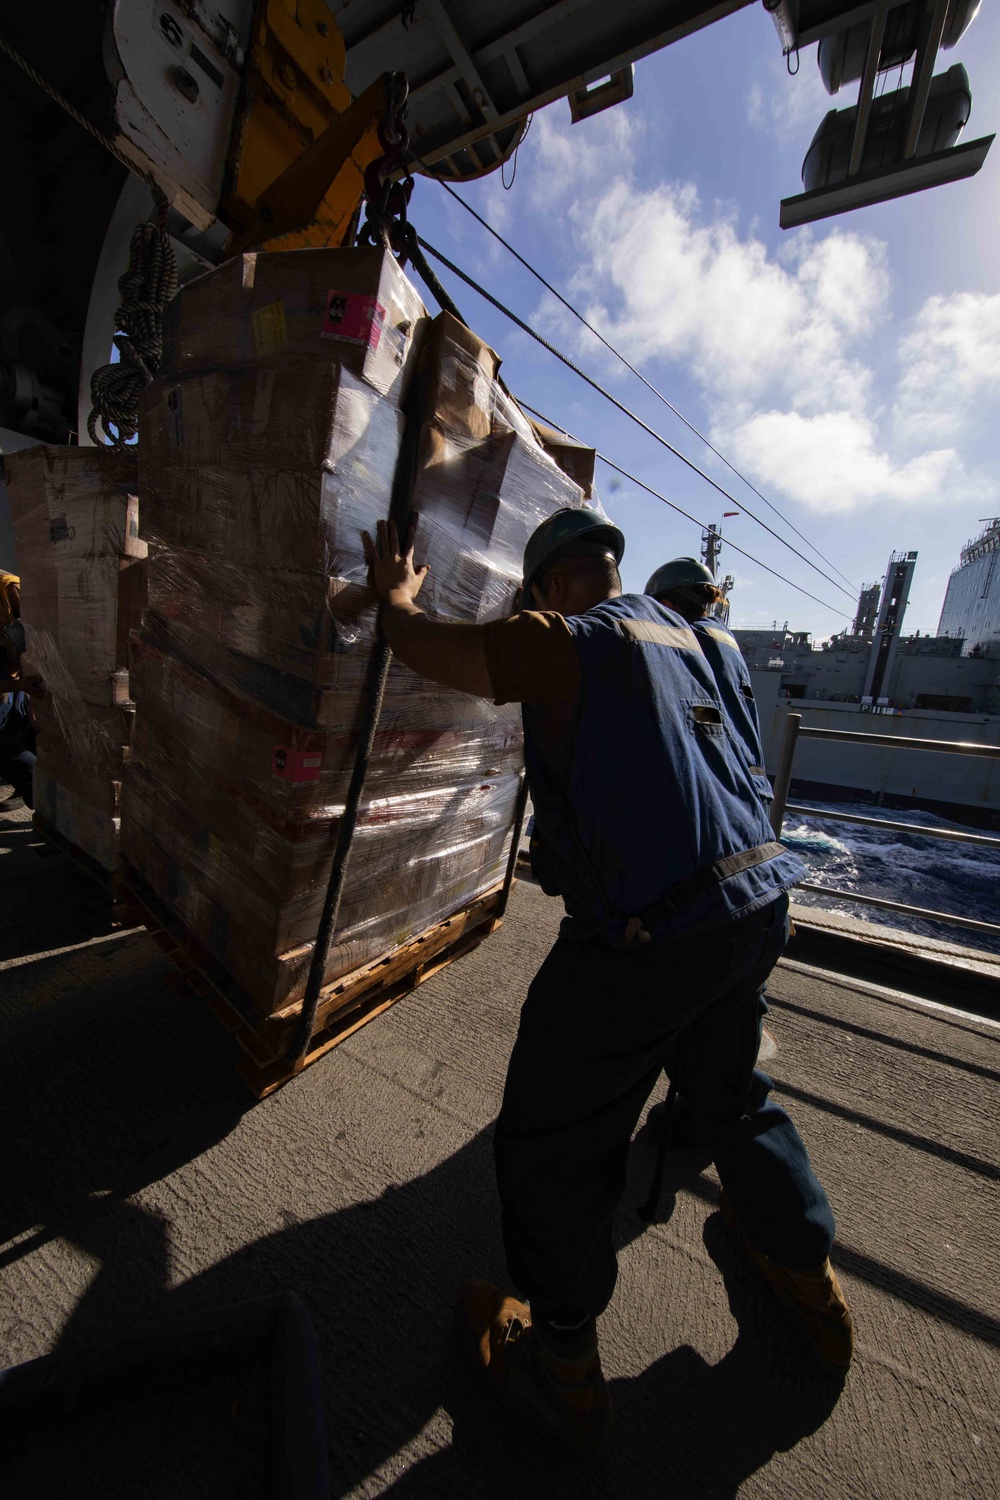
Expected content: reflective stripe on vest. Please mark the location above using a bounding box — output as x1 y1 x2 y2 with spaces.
617 618 700 652
698 623 739 652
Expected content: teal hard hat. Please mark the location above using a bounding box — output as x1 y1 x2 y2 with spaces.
645 557 715 597
522 508 625 602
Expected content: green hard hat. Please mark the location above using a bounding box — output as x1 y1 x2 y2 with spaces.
645 557 715 596
522 507 625 602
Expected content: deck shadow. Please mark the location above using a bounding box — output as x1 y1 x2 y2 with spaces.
0 855 120 962
1 928 250 1256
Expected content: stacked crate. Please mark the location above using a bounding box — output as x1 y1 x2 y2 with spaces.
3 446 146 870
125 247 586 1049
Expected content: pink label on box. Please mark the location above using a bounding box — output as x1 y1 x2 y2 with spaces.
321 291 385 348
272 746 322 783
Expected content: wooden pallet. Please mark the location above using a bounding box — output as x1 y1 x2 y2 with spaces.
31 813 140 928
120 865 506 1099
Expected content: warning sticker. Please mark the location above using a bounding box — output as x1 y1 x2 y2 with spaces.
321 290 385 348
272 746 322 783
252 299 288 354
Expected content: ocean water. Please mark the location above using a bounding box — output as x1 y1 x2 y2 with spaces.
781 800 1000 957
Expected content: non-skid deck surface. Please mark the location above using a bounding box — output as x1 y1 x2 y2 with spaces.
2 828 997 1498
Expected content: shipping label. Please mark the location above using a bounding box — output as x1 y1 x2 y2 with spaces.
321 291 385 348
252 299 288 354
272 745 322 783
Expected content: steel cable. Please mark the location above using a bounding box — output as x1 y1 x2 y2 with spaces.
416 235 858 603
430 176 859 592
520 399 851 618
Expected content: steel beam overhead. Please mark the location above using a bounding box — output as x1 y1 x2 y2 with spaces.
793 0 911 49
338 0 753 174
849 0 890 177
422 0 500 120
780 133 994 226
902 0 951 159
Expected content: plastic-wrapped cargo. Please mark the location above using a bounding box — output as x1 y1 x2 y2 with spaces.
3 446 146 707
159 245 427 398
127 250 590 1021
123 761 521 1012
3 446 144 870
33 764 121 872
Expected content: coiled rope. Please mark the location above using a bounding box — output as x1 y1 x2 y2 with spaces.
0 35 177 448
87 222 178 448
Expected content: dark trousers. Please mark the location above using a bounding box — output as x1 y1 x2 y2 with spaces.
494 893 835 1321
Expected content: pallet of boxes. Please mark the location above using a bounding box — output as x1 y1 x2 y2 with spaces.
123 245 590 1095
3 445 146 903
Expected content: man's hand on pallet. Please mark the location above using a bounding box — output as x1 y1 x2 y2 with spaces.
360 515 493 699
362 516 430 610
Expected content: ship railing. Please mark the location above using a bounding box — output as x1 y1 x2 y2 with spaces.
769 713 1000 940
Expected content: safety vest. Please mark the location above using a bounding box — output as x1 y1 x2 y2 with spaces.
524 594 804 945
690 617 772 807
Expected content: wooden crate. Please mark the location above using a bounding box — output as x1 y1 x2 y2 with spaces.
120 865 506 1099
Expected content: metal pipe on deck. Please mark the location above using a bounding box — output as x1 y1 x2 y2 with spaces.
797 726 1000 757
784 804 1000 849
795 881 1000 937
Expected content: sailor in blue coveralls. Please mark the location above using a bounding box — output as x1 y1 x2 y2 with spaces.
646 557 770 809
363 508 853 1455
645 557 775 1147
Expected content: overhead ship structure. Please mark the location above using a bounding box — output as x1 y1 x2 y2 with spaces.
937 517 1000 657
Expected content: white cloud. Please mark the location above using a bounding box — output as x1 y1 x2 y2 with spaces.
746 82 764 129
895 290 1000 441
559 177 888 417
510 118 990 515
498 109 998 518
723 409 961 512
523 103 643 211
745 51 834 139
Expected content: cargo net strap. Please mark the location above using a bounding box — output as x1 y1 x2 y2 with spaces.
88 213 178 449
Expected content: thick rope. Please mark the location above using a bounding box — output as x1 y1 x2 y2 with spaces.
87 221 178 448
0 35 163 197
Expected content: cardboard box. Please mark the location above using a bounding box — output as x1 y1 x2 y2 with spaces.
142 532 518 721
3 446 141 550
139 364 403 576
409 425 585 607
33 764 120 870
33 698 133 815
128 626 523 818
418 313 500 442
122 762 517 1012
4 447 146 704
529 419 597 499
160 246 428 402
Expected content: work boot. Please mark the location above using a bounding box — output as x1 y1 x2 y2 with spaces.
455 1280 613 1455
718 1190 854 1376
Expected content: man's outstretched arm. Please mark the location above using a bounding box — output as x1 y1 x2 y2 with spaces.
362 517 494 698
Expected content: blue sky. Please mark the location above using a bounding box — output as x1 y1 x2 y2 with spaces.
407 3 1000 640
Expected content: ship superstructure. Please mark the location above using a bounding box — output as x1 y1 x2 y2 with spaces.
937 518 1000 655
732 544 1000 825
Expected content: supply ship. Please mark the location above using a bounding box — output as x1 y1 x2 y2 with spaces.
736 528 1000 828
